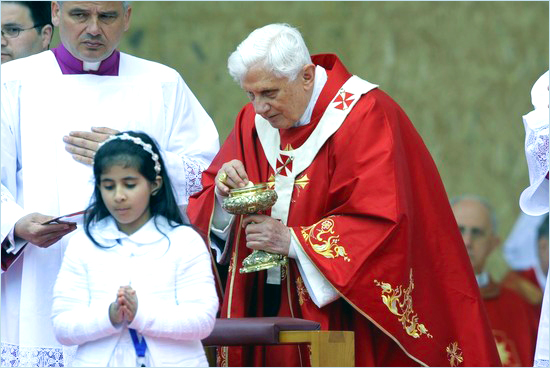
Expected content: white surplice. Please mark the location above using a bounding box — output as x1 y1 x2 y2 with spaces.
1 50 219 367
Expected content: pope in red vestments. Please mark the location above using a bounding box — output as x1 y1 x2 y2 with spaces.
188 24 500 367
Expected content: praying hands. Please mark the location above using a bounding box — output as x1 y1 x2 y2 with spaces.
109 285 138 326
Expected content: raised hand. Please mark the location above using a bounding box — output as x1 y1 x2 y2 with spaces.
63 126 120 166
215 159 250 196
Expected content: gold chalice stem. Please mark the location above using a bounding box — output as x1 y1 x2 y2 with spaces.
239 219 288 274
234 157 293 274
239 249 287 274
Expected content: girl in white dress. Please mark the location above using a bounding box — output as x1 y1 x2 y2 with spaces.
51 131 219 367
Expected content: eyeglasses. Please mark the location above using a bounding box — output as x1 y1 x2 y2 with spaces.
1 24 45 39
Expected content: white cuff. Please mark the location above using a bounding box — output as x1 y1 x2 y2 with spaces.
212 188 234 236
292 237 339 308
4 227 28 254
161 150 187 206
287 239 297 259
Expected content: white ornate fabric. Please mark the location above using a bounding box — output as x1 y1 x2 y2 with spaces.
1 50 219 367
520 71 549 216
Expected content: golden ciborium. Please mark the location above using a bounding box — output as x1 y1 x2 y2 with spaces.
222 182 287 273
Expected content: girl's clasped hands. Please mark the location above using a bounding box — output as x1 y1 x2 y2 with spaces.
109 285 138 325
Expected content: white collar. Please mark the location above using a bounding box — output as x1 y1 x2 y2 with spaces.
89 215 178 247
475 271 490 288
83 60 101 71
294 65 328 128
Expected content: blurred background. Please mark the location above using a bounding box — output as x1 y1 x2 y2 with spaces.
51 1 549 276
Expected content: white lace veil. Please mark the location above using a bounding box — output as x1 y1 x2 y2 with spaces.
520 70 549 216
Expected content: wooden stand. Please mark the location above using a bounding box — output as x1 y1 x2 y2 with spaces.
202 317 355 367
279 330 355 367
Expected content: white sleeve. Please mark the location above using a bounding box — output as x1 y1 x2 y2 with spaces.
212 189 234 236
161 75 220 207
1 80 27 244
129 231 218 340
51 238 122 345
3 226 28 255
209 189 235 263
1 185 27 252
291 237 339 308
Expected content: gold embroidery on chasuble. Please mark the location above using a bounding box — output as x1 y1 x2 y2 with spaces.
266 174 310 192
446 342 464 367
267 174 275 189
300 218 350 261
496 339 512 366
493 330 520 366
373 269 432 339
217 346 228 367
294 174 310 191
296 276 310 306
282 143 294 151
227 251 237 275
281 260 288 281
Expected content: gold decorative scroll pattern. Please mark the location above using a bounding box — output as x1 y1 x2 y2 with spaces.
446 342 464 367
227 251 237 275
281 260 288 281
217 346 228 367
374 269 433 339
301 218 350 261
296 276 310 306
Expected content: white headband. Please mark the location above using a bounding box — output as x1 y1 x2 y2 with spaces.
99 133 161 175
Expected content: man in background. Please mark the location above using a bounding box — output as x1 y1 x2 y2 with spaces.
1 1 53 63
452 195 538 366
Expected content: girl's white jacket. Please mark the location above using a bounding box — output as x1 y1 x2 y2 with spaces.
51 215 219 367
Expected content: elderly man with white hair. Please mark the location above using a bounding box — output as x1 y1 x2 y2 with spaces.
1 2 219 366
188 23 500 367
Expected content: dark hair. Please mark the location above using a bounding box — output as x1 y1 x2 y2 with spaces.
537 214 549 241
8 2 54 35
84 131 185 247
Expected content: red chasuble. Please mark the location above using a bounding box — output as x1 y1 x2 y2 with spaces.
188 54 501 367
480 281 538 366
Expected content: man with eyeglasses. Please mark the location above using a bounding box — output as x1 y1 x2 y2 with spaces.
451 195 539 367
1 1 219 366
1 2 53 64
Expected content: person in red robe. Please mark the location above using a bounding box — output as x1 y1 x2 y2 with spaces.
451 196 538 367
188 23 500 367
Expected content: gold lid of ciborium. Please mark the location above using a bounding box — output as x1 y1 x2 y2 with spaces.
222 183 278 215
